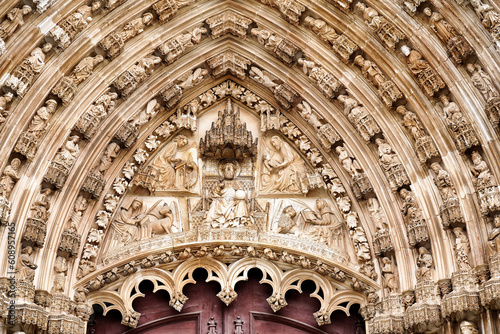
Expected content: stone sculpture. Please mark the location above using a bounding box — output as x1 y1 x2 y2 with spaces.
338 94 381 142
375 138 410 191
0 5 32 41
441 95 479 153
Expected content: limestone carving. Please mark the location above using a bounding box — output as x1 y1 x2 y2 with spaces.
153 0 196 22
75 92 119 139
430 162 464 227
300 199 344 248
488 216 500 254
158 26 207 64
5 43 52 97
349 226 372 262
402 0 426 14
297 58 342 99
470 151 500 215
452 227 472 271
249 66 278 89
369 198 393 256
274 205 298 234
416 247 433 281
338 94 381 142
14 99 57 161
44 135 80 188
256 0 305 25
441 95 479 153
381 257 399 294
424 8 474 65
160 82 183 109
336 145 372 199
53 256 67 293
33 0 54 13
178 68 209 90
115 99 160 148
23 187 52 247
0 5 32 42
354 55 403 107
82 142 120 198
134 135 198 192
204 161 253 228
17 246 37 282
0 38 4 55
48 2 101 49
396 105 439 163
303 16 358 63
296 101 340 150
112 56 162 97
400 188 429 247
375 138 410 191
467 63 500 127
0 92 13 129
59 195 87 256
205 10 252 39
460 321 479 334
52 55 104 105
401 45 446 97
261 135 308 194
470 0 500 49
206 51 252 79
251 28 300 65
0 158 19 224
355 3 405 49
99 13 153 58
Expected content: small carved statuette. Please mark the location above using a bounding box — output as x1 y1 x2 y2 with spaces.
112 56 162 97
14 99 57 160
460 320 479 334
296 101 341 150
75 92 119 139
368 198 393 256
402 0 426 14
381 257 399 294
470 151 500 215
424 8 474 65
234 316 244 334
99 13 153 58
82 142 120 198
22 187 52 247
153 0 195 22
44 135 80 188
452 227 472 271
396 106 439 163
297 58 342 99
52 55 104 105
48 2 101 49
298 199 343 248
257 0 305 24
17 246 38 282
467 63 500 127
53 256 68 293
355 3 405 50
336 145 373 199
338 95 381 142
0 5 32 42
205 11 252 39
375 138 410 191
159 26 207 64
470 0 500 50
115 99 160 148
0 92 14 130
401 46 446 97
416 246 433 282
251 28 300 65
207 317 218 334
5 43 52 97
441 95 479 153
430 162 464 227
206 50 252 80
178 67 209 90
0 158 20 224
400 189 429 247
354 55 403 107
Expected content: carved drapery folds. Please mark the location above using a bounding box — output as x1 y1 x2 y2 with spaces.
206 50 252 79
335 145 373 199
22 188 52 247
115 99 160 148
401 46 446 97
296 101 341 151
469 151 500 215
355 3 406 50
401 189 429 247
376 138 410 191
249 66 298 109
338 94 381 142
354 55 403 107
441 95 480 153
255 0 305 25
251 28 300 65
205 10 252 39
112 55 162 98
157 26 206 64
0 92 14 130
441 269 481 322
153 0 195 23
368 198 393 256
52 55 104 106
98 13 153 58
14 99 57 161
0 5 32 50
469 0 500 50
0 158 21 224
467 63 500 128
48 3 101 49
75 92 118 140
82 142 121 198
430 163 464 228
44 136 80 189
297 58 342 100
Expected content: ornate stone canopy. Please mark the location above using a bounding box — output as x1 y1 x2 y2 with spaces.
1 0 500 333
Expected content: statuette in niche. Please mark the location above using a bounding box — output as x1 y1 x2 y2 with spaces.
115 99 160 148
260 135 309 194
15 99 57 161
251 28 299 65
158 26 207 64
430 162 464 227
354 55 403 107
257 0 305 25
460 321 479 334
355 3 405 50
205 10 252 39
75 92 119 139
338 95 381 142
0 5 32 42
375 138 410 191
5 43 52 97
467 63 500 127
53 256 67 293
113 56 162 97
396 105 439 163
401 45 446 97
206 50 252 80
0 159 19 224
178 68 209 90
48 2 101 49
0 92 13 129
381 257 399 294
416 246 433 281
400 188 429 247
52 55 104 105
369 198 393 256
470 0 500 50
441 95 479 153
470 151 500 215
99 13 154 58
296 101 340 150
44 135 80 189
82 142 120 198
424 8 473 65
452 227 472 271
153 0 195 22
23 187 52 247
17 246 37 282
489 216 500 254
336 145 372 199
297 58 342 99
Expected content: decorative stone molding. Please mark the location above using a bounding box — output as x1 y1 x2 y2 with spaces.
206 50 252 79
205 10 252 39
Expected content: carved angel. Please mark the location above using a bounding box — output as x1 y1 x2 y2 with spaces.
249 66 278 88
336 145 362 176
178 68 209 89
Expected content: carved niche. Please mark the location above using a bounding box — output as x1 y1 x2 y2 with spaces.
112 56 162 98
44 135 80 189
205 10 252 39
75 92 119 139
157 26 207 64
401 46 446 97
206 51 252 79
22 188 53 247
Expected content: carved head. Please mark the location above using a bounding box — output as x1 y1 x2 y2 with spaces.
142 13 154 25
10 158 21 169
399 188 409 199
3 92 14 102
270 135 282 150
418 247 429 255
174 135 188 148
460 321 478 334
430 162 442 173
22 5 32 15
42 43 52 53
46 99 58 112
395 105 408 116
283 205 296 218
400 45 411 57
303 16 315 28
222 162 236 180
423 7 432 17
355 2 366 11
471 151 482 164
316 199 327 210
91 1 102 11
131 198 143 211
354 55 364 67
439 94 450 106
